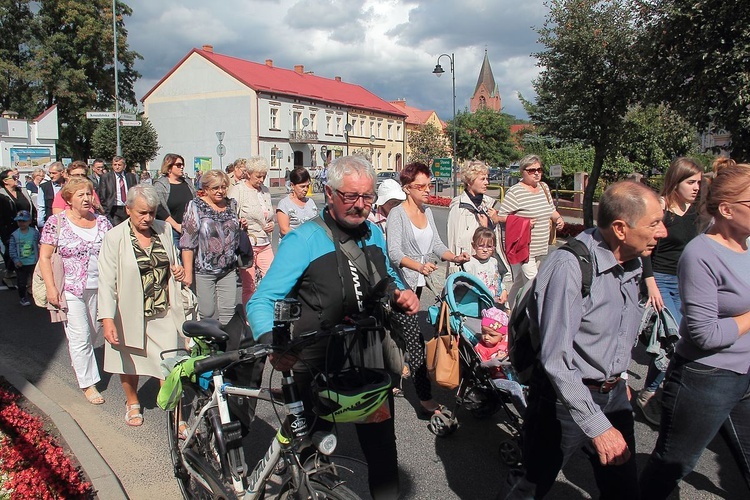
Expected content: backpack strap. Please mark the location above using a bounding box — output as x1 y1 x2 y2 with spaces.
556 238 593 297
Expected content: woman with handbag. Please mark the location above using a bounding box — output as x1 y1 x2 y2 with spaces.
495 155 565 304
387 162 470 415
38 177 112 405
227 156 275 303
98 185 187 426
153 153 197 252
181 170 242 326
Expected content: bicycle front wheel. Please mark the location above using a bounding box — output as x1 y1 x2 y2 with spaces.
279 478 361 500
167 384 235 499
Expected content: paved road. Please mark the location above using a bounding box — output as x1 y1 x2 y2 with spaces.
0 190 744 499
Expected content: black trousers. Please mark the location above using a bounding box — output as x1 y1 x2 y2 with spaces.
504 376 639 500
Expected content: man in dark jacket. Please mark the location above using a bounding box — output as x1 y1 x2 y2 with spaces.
97 156 137 225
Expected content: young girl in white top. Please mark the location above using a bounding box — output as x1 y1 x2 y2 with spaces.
463 227 508 306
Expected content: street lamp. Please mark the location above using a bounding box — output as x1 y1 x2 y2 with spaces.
112 0 122 156
216 131 226 171
433 53 457 197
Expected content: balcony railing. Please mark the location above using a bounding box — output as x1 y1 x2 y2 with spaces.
289 129 318 143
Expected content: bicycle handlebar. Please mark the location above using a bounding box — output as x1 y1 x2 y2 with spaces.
193 344 273 374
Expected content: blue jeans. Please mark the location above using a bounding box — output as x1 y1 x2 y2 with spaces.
644 272 682 392
504 377 638 499
639 355 750 499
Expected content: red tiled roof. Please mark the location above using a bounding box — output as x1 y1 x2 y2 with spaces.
33 104 57 122
389 100 437 125
142 48 407 117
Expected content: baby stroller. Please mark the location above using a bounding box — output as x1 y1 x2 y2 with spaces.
427 272 526 466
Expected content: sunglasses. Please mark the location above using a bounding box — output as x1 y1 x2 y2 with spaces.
524 168 543 175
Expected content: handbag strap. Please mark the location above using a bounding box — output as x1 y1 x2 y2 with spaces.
541 182 553 208
437 301 453 337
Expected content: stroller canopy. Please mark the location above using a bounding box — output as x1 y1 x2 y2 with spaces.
443 272 495 319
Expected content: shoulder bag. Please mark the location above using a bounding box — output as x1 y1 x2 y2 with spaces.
541 182 557 246
425 301 461 389
32 220 62 308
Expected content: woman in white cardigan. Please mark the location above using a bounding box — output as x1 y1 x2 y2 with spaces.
386 162 469 415
98 185 186 427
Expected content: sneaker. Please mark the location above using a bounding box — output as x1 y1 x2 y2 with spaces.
636 389 662 426
19 297 31 307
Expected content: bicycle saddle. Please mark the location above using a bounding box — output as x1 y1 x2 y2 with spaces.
182 319 229 342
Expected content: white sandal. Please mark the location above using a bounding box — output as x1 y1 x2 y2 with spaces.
125 403 143 427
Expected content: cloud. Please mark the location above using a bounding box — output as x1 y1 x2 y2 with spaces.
126 0 546 119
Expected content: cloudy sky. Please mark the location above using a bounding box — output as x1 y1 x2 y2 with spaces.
124 0 548 121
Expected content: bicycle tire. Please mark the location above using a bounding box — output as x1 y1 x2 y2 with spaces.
167 384 236 499
278 478 362 500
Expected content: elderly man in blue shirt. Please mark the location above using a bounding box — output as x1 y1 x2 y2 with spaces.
504 181 667 500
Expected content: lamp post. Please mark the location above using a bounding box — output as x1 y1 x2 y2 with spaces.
216 131 226 171
433 53 457 197
112 0 122 156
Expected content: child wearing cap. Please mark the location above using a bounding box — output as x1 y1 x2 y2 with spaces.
367 178 406 235
9 210 40 306
476 307 527 414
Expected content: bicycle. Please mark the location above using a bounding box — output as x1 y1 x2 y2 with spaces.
160 311 369 499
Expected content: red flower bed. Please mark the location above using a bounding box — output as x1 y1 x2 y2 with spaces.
0 386 92 499
426 195 451 207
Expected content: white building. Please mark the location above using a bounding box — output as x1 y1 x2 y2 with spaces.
0 105 59 173
142 46 407 186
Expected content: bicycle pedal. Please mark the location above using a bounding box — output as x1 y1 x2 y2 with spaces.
222 421 243 446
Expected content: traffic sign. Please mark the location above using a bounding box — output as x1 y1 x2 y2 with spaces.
86 111 117 119
120 120 142 127
549 164 563 178
119 113 137 121
432 158 452 178
217 144 227 157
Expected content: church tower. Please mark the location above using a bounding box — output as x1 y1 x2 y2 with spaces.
470 49 502 112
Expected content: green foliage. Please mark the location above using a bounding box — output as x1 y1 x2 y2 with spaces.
407 123 449 166
521 134 594 189
637 0 750 159
90 113 159 167
0 0 141 160
532 0 640 226
447 108 518 167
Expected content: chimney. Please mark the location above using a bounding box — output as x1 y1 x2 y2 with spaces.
265 59 273 67
294 65 304 74
202 44 214 53
392 98 406 108
334 76 342 82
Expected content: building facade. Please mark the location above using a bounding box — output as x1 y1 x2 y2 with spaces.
142 46 407 185
390 99 447 164
0 106 59 172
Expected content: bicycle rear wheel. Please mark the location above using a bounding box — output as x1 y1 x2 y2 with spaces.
167 384 235 499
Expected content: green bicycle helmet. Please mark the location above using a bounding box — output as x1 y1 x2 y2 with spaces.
312 367 392 423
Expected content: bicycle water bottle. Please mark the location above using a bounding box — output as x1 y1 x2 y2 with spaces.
281 374 308 438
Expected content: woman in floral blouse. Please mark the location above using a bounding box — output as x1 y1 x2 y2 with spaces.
181 170 242 325
39 177 112 405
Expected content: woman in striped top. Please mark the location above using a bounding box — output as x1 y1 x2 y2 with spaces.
495 155 564 303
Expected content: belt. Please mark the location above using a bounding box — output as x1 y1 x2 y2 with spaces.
582 376 621 394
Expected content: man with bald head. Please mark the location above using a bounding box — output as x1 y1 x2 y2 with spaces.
505 181 668 499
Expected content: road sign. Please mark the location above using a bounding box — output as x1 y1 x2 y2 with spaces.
549 164 563 178
217 144 227 157
120 120 141 127
86 111 116 119
119 113 137 121
432 158 452 178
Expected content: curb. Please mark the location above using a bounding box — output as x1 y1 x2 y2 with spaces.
0 367 129 500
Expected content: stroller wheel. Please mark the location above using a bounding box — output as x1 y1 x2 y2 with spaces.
499 439 522 467
428 410 458 437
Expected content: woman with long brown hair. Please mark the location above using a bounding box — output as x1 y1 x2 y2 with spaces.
637 157 703 424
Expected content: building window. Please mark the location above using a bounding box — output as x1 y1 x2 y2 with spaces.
377 152 382 169
270 147 278 168
310 112 317 131
479 96 486 108
388 152 392 168
387 124 392 140
336 116 342 135
326 116 332 135
370 120 375 136
293 111 302 131
396 125 402 141
360 119 365 136
270 108 278 130
377 122 382 138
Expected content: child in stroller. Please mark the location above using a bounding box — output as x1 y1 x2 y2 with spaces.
427 272 526 465
475 308 527 416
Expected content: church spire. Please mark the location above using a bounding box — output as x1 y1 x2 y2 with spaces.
470 49 501 112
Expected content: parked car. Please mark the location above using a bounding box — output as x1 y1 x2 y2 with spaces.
376 171 399 188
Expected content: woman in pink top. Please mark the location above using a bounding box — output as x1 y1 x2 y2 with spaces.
51 161 103 216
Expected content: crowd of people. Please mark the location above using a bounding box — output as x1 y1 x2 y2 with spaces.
1 152 749 499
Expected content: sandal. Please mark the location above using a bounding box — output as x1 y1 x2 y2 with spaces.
177 421 189 440
125 403 143 427
83 386 105 405
401 363 411 379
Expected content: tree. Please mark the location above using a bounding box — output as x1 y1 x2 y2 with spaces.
0 0 36 117
31 0 141 159
531 0 640 226
637 0 750 159
407 123 449 166
447 108 517 167
90 113 159 168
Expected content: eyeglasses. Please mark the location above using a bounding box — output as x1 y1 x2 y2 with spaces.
408 183 430 192
173 163 185 168
334 189 376 204
732 200 750 208
206 185 227 192
524 168 543 175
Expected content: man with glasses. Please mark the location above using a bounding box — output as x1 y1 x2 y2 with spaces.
37 162 66 226
98 155 137 225
89 159 105 190
248 155 419 499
